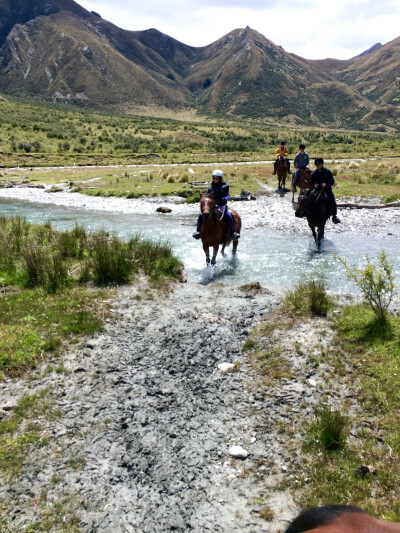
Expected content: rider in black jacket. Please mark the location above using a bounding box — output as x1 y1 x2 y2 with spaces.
311 158 341 224
193 169 240 240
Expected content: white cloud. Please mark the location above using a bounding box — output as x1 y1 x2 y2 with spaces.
78 0 400 59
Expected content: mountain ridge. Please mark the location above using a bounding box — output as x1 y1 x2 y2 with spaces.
0 0 399 131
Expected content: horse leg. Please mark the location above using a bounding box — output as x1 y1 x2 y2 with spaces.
232 239 238 255
203 244 211 266
211 244 219 266
221 243 226 256
308 221 317 244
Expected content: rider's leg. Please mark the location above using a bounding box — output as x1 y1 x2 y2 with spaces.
327 191 341 223
224 210 240 240
192 214 202 238
292 169 300 188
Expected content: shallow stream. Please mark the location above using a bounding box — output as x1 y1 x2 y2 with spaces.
1 192 399 296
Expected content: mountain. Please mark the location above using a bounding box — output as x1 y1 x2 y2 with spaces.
0 0 399 130
351 42 382 60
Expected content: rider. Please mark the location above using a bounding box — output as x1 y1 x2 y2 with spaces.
311 157 341 224
192 169 240 241
273 141 290 175
292 144 310 189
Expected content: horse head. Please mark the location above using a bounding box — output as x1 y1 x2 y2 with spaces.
295 190 309 218
199 192 215 220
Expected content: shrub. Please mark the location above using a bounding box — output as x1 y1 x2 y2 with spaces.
307 406 350 452
21 242 69 293
84 232 135 285
338 251 395 322
284 279 332 316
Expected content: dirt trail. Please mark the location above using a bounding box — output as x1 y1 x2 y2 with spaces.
1 280 300 532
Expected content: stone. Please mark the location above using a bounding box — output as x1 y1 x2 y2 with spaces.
355 465 371 479
217 363 235 373
308 378 317 387
229 446 248 460
156 207 172 214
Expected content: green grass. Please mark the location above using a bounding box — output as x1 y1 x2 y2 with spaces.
0 389 57 478
0 217 182 376
299 305 400 520
0 287 105 377
1 98 400 170
284 279 333 316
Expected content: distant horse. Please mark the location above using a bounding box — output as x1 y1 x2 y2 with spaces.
295 188 331 249
276 155 289 190
198 193 241 266
285 505 400 533
292 168 312 202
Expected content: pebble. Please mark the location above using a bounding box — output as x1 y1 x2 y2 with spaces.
217 363 235 373
229 446 249 460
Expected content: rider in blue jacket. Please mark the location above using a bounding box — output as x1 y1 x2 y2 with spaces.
193 169 240 240
311 158 341 224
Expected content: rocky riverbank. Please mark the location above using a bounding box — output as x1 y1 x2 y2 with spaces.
1 274 372 532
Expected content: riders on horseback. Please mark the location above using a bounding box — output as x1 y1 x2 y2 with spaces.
273 141 290 175
311 157 341 224
192 169 241 240
292 144 310 189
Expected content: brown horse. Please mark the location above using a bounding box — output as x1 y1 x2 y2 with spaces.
292 168 312 202
198 193 241 266
285 505 400 533
276 154 288 190
295 188 331 249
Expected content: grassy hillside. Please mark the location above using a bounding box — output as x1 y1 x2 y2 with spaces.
0 98 399 169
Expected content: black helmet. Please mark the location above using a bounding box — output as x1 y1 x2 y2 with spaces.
314 157 324 165
299 144 306 149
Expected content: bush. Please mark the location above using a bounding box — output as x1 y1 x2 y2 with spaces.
307 406 350 452
284 279 332 316
84 232 135 285
338 251 395 322
21 241 69 293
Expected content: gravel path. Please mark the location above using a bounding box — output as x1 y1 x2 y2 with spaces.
0 280 303 532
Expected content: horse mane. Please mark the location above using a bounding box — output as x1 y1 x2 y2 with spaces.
285 505 367 533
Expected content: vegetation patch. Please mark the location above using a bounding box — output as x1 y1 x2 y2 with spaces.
283 279 333 316
0 217 182 377
0 389 57 478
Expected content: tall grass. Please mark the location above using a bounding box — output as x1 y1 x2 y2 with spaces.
284 279 332 316
0 217 182 290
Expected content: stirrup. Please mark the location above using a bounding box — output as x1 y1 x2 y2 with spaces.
332 216 341 224
231 232 240 241
192 231 201 239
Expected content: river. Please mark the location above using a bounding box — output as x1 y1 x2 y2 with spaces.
1 186 399 296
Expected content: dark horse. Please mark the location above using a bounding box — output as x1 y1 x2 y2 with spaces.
292 168 312 203
295 188 331 249
276 154 288 190
285 505 400 533
198 193 241 266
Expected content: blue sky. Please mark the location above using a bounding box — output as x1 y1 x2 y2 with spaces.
79 0 400 59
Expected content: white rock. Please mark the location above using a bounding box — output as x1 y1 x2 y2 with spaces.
251 437 257 444
308 378 317 387
281 465 287 472
218 363 235 373
229 446 248 459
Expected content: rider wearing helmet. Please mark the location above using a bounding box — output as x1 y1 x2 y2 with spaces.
311 157 341 224
192 169 240 240
273 141 290 175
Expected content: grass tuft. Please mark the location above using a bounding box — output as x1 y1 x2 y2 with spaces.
284 279 332 316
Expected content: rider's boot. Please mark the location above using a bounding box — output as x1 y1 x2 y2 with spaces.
231 231 240 241
192 231 201 239
331 205 341 224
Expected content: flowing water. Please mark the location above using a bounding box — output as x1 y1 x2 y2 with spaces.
1 195 400 297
